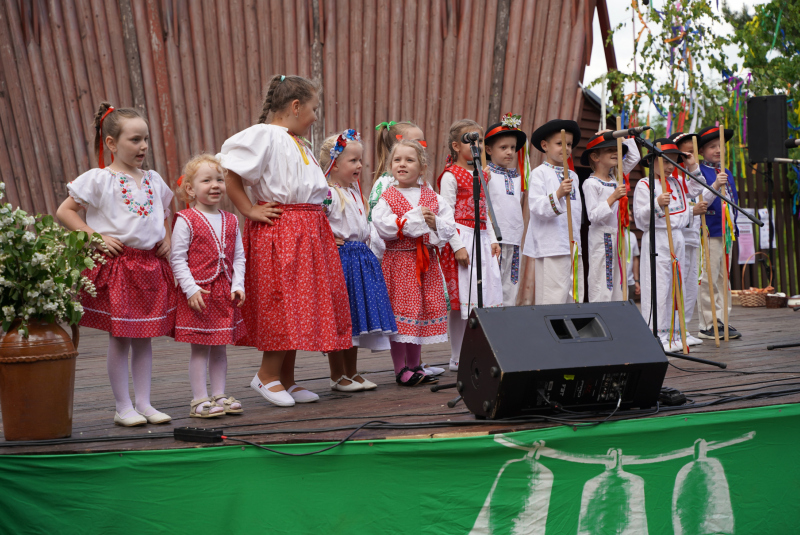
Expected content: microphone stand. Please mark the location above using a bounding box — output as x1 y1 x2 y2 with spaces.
467 139 502 309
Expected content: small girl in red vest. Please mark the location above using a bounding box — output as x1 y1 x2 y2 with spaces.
437 120 503 372
372 140 456 386
171 154 246 418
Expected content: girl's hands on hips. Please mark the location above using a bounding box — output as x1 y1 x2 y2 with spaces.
156 234 171 258
99 235 124 257
455 247 470 267
421 207 437 230
248 202 283 225
230 290 245 308
188 289 210 311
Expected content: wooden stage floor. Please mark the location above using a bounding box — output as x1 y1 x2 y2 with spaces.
2 305 799 455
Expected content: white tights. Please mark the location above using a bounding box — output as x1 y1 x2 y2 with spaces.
107 335 156 417
189 344 228 401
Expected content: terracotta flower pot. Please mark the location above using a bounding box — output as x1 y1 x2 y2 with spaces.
0 319 79 441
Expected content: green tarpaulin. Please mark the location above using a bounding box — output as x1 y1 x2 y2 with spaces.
0 404 798 534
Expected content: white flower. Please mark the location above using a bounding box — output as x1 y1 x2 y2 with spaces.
30 253 47 266
42 302 58 312
2 305 14 319
5 231 13 239
28 290 40 299
22 216 35 226
0 207 8 215
73 303 84 313
1 217 11 226
22 231 35 243
41 279 55 292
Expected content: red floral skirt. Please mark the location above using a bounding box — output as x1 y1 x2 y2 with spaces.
237 204 352 352
175 277 246 345
79 245 176 338
382 247 448 344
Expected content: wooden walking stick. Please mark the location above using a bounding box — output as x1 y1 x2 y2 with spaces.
657 143 689 354
718 124 731 342
693 137 721 348
561 129 577 303
616 116 628 301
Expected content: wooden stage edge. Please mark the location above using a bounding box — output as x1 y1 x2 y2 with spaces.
1 306 799 455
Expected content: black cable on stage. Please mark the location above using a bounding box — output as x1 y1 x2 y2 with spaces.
668 361 800 375
221 420 390 456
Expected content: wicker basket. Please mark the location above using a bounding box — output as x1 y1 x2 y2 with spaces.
740 252 772 308
766 294 788 309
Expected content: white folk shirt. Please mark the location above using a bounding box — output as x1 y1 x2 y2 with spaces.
680 176 702 247
633 170 706 232
582 137 641 232
67 168 172 250
486 163 524 246
371 187 456 247
217 124 328 205
523 162 582 259
324 184 372 243
438 171 498 252
171 212 245 299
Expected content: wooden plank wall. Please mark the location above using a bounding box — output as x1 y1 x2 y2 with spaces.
0 0 593 214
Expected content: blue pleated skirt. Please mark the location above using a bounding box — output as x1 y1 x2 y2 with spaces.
339 241 397 350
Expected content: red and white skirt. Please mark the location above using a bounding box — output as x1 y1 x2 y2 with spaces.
175 277 246 345
237 203 352 352
79 245 176 338
382 247 448 345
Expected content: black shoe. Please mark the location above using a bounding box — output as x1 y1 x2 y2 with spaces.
396 367 424 386
717 320 741 338
697 328 717 340
412 366 439 385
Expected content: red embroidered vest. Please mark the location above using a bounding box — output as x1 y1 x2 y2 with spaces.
176 208 238 286
381 186 439 250
436 164 487 228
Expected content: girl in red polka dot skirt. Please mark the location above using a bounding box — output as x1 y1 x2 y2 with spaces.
170 154 246 419
371 140 457 386
219 75 352 408
57 102 177 427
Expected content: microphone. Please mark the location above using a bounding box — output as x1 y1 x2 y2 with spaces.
461 132 480 143
601 126 652 140
785 138 800 148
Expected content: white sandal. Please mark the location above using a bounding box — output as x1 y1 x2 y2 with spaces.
349 374 377 391
190 397 224 418
212 394 243 414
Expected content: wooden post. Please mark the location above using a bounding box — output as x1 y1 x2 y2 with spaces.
657 143 689 354
487 0 510 125
561 129 576 303
693 136 720 347
718 125 731 342
616 116 628 301
103 0 132 106
311 0 324 150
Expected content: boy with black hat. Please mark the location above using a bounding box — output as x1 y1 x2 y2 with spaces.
695 126 740 339
669 131 708 346
523 119 584 304
485 113 528 306
581 131 640 302
633 139 706 351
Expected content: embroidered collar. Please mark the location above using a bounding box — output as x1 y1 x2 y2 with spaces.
701 161 722 170
542 161 564 172
589 175 618 188
108 168 155 218
488 162 519 178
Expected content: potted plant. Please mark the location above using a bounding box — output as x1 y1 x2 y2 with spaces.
0 181 105 441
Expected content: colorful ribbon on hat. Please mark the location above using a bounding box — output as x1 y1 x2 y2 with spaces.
97 106 115 169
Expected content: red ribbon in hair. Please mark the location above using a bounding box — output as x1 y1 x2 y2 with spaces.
97 106 115 169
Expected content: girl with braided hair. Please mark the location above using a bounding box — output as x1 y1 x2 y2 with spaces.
218 74 352 408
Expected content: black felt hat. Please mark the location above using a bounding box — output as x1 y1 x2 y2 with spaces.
696 126 734 150
530 119 582 153
668 131 698 147
485 115 527 153
579 133 629 167
642 138 685 164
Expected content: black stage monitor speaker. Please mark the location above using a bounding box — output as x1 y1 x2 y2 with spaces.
747 95 788 163
457 302 668 419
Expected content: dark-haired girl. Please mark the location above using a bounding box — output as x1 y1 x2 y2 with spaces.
57 102 176 427
218 74 352 408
